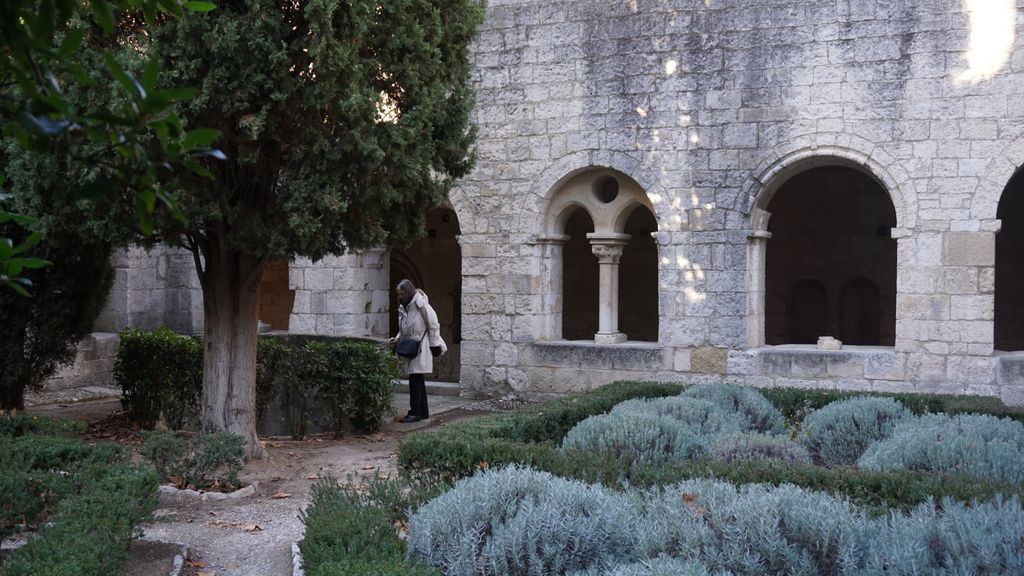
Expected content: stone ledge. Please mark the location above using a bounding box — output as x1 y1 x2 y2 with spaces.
526 340 669 371
750 345 902 381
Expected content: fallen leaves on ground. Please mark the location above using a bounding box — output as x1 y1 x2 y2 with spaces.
186 560 209 568
270 492 291 499
207 519 263 532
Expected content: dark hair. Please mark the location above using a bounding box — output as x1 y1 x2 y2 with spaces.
397 279 416 293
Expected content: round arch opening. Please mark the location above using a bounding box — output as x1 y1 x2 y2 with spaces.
764 166 897 346
996 169 1024 351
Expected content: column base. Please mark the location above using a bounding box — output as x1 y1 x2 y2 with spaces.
594 332 627 345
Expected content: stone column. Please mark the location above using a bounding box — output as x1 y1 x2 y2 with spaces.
588 233 630 344
536 234 569 341
745 230 771 348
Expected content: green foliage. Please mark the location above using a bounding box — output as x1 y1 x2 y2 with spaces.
0 412 85 437
300 475 440 576
0 418 157 576
858 413 1024 484
0 175 117 410
611 397 743 440
407 466 639 576
0 463 158 576
0 190 50 297
710 433 812 465
562 412 706 466
759 386 1024 426
680 384 786 434
116 330 396 435
114 327 202 429
139 430 245 491
1 0 224 238
799 396 912 467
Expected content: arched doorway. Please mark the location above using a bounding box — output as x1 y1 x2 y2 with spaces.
996 170 1024 351
389 207 462 382
764 166 897 346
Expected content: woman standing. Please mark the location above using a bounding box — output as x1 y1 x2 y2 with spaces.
390 279 446 423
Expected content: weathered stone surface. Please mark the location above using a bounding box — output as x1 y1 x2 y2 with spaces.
49 0 1024 404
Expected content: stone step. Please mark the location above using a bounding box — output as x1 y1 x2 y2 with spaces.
392 379 462 397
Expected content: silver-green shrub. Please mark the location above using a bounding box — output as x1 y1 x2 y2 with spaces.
861 496 1024 574
857 413 1024 484
680 384 786 434
611 397 744 440
406 466 639 576
710 433 812 465
798 396 911 467
569 556 725 576
561 412 706 465
637 479 866 575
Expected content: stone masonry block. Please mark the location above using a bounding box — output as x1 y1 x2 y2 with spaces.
943 232 994 266
691 347 727 374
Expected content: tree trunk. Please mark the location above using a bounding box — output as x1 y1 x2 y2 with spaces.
199 243 267 460
0 378 26 411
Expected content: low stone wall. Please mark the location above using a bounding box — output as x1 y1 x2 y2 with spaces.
42 333 120 391
498 341 1024 407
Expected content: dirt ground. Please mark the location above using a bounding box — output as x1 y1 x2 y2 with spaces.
25 394 496 576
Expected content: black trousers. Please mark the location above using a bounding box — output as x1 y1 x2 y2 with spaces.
409 373 428 418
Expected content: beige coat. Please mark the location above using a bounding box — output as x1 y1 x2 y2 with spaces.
395 289 446 374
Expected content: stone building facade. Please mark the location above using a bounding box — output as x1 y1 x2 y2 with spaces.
59 0 1024 404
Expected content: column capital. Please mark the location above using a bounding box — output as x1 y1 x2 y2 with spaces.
590 243 624 263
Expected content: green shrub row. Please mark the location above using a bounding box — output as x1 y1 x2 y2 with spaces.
0 414 158 576
115 328 397 436
759 386 1024 426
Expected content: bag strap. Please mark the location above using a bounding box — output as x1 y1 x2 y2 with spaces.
417 304 429 342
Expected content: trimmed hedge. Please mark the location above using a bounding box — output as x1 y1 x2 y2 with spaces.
562 412 705 465
0 414 157 576
859 413 1024 484
299 475 441 576
407 466 638 575
759 386 1024 426
798 396 912 467
115 329 397 436
114 327 201 429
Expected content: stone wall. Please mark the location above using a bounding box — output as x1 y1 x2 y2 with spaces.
445 0 1024 403
288 250 391 338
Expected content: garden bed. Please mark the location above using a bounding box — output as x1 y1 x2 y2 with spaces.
298 381 1024 575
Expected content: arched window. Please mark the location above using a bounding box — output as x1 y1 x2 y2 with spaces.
996 170 1024 351
764 166 896 346
562 208 598 340
542 169 659 344
619 206 659 342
